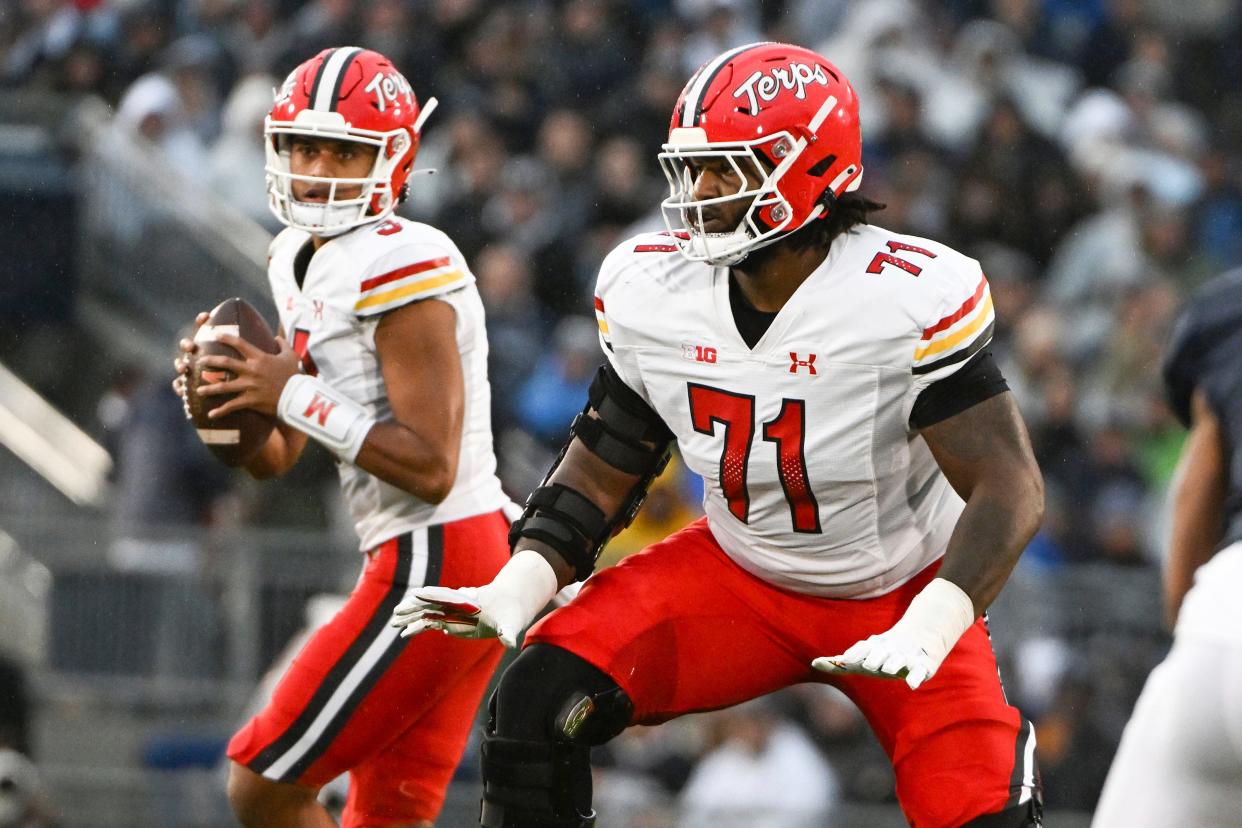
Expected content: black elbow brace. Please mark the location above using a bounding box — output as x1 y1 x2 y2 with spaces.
570 365 673 474
508 364 675 581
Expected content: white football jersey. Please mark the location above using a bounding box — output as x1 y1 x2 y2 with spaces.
596 225 996 599
268 216 508 551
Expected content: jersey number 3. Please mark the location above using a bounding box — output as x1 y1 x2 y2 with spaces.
688 383 821 533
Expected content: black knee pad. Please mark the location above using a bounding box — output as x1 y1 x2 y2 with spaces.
480 645 633 828
492 643 633 745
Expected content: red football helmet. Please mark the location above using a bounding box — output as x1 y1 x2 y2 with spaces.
658 42 863 265
265 47 437 236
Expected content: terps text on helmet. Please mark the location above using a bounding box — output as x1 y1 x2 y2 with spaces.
364 71 414 114
732 62 830 116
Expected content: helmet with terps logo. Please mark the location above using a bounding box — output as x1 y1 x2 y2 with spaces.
265 47 438 236
658 42 863 266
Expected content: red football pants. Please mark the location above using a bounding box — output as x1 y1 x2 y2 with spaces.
228 511 509 827
526 517 1038 828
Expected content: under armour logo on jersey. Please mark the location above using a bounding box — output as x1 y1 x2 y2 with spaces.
733 62 830 115
313 299 325 320
789 352 817 375
682 343 718 363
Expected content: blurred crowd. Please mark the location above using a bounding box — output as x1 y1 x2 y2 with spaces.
7 0 1242 819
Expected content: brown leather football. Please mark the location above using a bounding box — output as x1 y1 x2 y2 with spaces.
186 297 279 467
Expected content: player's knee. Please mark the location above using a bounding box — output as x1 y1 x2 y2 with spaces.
492 643 632 745
227 761 317 826
481 645 631 827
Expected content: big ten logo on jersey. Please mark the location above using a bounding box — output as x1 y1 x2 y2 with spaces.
364 70 414 114
733 62 830 115
682 342 718 363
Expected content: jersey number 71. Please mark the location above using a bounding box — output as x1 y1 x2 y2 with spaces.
688 383 822 534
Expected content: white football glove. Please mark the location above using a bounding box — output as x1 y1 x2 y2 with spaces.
812 578 975 690
389 550 560 648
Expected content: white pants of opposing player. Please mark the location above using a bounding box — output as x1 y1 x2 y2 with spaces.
1091 542 1242 828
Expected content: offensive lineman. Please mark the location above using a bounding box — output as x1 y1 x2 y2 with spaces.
174 48 512 827
1090 270 1242 827
395 43 1045 828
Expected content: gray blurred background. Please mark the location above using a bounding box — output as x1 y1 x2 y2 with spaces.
4 0 1237 823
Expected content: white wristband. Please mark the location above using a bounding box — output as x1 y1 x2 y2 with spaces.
895 577 976 663
491 549 561 625
277 374 376 463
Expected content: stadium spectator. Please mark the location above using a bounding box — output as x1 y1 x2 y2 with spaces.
514 315 598 450
678 696 840 828
207 72 280 228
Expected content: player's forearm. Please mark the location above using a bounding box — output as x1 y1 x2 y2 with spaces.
936 473 1043 616
353 421 461 503
515 439 643 590
244 422 307 479
920 393 1044 615
1164 462 1226 625
1163 392 1228 628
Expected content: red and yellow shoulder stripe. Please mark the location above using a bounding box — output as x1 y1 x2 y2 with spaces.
912 274 995 375
594 296 609 336
355 256 466 313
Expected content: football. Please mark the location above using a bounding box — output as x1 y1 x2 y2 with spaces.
186 297 279 466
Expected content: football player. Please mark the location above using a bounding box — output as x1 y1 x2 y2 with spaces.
1090 270 1242 827
394 42 1045 828
174 47 514 828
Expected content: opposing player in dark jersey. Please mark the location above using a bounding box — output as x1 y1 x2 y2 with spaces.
395 43 1045 827
1091 269 1242 826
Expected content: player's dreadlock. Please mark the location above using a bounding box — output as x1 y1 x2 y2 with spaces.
792 191 888 252
737 192 886 271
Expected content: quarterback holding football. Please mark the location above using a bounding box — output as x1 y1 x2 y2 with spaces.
397 42 1046 828
175 47 513 828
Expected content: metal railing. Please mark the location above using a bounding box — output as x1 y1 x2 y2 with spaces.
72 99 275 372
0 360 112 508
3 513 353 687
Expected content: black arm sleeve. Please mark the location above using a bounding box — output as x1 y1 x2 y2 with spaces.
910 349 1010 430
597 361 674 442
